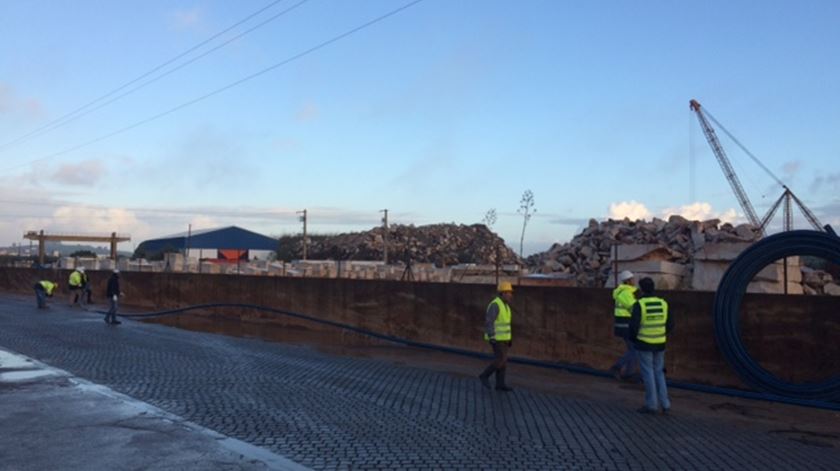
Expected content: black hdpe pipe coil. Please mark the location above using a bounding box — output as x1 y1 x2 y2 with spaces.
96 296 840 411
714 227 840 402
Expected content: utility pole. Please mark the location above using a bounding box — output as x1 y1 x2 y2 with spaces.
380 209 389 264
186 224 192 261
297 209 308 260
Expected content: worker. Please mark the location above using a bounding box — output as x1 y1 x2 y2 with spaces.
104 269 123 325
478 281 514 392
629 277 673 414
609 270 638 380
34 280 58 309
68 266 91 307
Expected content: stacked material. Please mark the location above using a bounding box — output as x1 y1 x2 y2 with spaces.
276 224 520 267
527 216 762 289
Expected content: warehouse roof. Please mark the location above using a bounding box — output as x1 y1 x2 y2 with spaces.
136 226 277 253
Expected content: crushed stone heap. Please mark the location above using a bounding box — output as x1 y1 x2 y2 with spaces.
526 216 762 288
277 223 520 267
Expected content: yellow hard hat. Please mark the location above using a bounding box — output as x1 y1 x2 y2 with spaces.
497 281 513 293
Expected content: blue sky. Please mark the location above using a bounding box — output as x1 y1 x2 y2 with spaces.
1 0 839 256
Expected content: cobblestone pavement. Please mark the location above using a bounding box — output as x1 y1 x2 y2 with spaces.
1 296 838 470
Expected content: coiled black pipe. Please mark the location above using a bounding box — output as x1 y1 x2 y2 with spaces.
96 299 840 411
714 227 840 402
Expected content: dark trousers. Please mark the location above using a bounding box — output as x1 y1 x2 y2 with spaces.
105 297 118 323
480 341 511 386
34 284 47 308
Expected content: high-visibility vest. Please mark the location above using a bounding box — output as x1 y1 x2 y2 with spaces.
612 284 636 329
484 297 512 342
69 271 83 287
39 281 57 296
637 297 669 345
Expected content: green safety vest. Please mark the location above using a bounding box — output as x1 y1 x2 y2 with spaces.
484 297 512 342
637 297 669 345
69 271 83 287
612 283 636 329
39 281 57 296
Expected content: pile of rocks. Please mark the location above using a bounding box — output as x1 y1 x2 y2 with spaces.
526 216 762 288
801 267 840 295
277 224 520 267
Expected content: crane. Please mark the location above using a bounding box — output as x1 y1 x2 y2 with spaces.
689 99 824 234
689 99 761 228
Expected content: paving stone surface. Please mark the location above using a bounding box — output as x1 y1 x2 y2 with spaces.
1 295 838 470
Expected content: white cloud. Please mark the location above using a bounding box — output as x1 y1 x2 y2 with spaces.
661 202 741 223
189 215 221 230
50 206 150 236
51 159 106 186
0 82 45 120
608 201 652 221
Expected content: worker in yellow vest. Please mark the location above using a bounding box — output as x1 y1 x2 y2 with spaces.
609 270 638 380
629 277 673 414
34 280 58 309
68 266 91 307
478 281 514 392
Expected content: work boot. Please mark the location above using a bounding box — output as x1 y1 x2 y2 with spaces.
495 368 513 392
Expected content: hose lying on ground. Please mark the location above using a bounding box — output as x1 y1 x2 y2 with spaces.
714 226 840 403
95 297 840 411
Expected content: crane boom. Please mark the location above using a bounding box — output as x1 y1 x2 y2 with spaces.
689 99 762 229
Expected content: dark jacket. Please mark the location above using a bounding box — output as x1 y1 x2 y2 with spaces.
106 274 120 298
629 293 673 352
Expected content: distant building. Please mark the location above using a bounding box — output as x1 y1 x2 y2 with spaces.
136 226 277 261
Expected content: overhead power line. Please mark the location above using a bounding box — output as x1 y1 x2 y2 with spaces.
0 0 297 153
4 0 425 173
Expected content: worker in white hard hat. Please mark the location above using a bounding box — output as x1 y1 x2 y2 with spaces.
609 270 638 380
478 281 515 392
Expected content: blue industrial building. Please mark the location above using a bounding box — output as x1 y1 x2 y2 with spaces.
136 226 277 261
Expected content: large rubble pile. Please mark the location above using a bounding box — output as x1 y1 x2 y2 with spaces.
277 223 520 267
801 266 840 295
526 216 763 288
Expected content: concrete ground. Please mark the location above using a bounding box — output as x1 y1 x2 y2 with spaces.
0 349 306 471
1 293 839 470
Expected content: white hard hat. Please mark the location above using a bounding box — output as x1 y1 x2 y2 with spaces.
618 270 634 282
77 266 85 273
113 269 120 274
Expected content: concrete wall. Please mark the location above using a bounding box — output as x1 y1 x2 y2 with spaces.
3 267 838 389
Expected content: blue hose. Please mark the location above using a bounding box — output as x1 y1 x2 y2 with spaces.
96 300 840 411
714 227 840 402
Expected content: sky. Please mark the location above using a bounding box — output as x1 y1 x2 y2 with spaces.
1 0 839 256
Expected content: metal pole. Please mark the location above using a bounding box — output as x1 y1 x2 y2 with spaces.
613 244 619 287
186 224 192 267
783 257 788 295
495 245 500 286
303 209 307 260
38 230 45 266
381 209 389 264
110 232 117 260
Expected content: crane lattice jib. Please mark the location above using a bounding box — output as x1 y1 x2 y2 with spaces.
789 190 824 231
689 100 761 229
